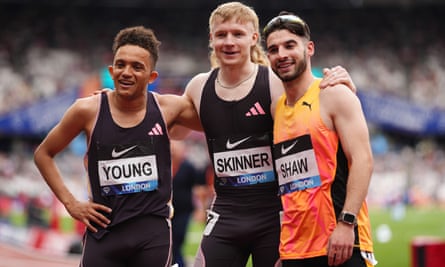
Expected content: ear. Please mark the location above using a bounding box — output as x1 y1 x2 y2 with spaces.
251 32 259 45
307 41 315 56
148 71 159 84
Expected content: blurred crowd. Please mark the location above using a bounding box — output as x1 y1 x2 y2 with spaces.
312 8 445 108
0 5 444 111
0 2 444 254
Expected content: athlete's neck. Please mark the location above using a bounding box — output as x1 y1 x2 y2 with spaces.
284 75 315 106
217 63 257 89
111 90 147 113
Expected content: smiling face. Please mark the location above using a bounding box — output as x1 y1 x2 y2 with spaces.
266 29 314 82
209 16 258 68
108 44 158 99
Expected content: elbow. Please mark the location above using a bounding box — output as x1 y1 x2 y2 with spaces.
33 144 52 167
33 145 43 166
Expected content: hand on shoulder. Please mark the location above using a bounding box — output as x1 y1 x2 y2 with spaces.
320 65 357 93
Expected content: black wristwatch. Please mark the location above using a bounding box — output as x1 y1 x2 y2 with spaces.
338 211 357 226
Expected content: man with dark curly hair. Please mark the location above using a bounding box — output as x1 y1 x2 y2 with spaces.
34 26 201 267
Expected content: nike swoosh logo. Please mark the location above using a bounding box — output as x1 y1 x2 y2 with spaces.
111 145 138 158
226 136 252 150
281 140 299 155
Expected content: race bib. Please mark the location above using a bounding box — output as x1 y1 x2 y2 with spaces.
273 135 321 195
98 155 159 196
211 133 275 186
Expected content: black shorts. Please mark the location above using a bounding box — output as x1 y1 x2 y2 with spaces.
194 208 280 267
81 215 172 267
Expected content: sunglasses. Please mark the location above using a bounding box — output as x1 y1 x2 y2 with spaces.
263 14 308 37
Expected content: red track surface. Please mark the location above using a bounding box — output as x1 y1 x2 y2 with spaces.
0 242 80 267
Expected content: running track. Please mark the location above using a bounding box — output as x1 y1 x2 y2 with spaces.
0 242 80 267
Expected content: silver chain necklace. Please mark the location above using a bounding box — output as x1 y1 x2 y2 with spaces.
216 65 257 89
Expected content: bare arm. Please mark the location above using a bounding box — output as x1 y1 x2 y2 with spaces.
321 85 373 266
33 96 111 232
327 86 373 215
167 72 212 139
156 93 203 140
176 93 203 132
168 94 203 139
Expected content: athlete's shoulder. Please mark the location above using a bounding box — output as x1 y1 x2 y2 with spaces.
184 69 214 106
320 83 361 119
320 83 356 101
186 70 213 91
71 93 101 116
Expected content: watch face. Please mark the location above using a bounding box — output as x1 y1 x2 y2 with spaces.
343 213 355 223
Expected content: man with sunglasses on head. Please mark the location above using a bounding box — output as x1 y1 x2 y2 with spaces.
264 12 377 267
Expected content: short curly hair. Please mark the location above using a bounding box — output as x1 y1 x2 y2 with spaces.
112 26 161 67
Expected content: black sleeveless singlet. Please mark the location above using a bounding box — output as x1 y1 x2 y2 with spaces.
87 92 171 238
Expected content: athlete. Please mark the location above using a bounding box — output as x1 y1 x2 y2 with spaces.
34 26 201 267
264 11 377 267
184 2 357 267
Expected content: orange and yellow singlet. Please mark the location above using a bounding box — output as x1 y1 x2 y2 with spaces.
273 79 374 260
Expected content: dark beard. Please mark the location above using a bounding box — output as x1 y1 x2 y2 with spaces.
274 50 308 82
282 58 307 82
